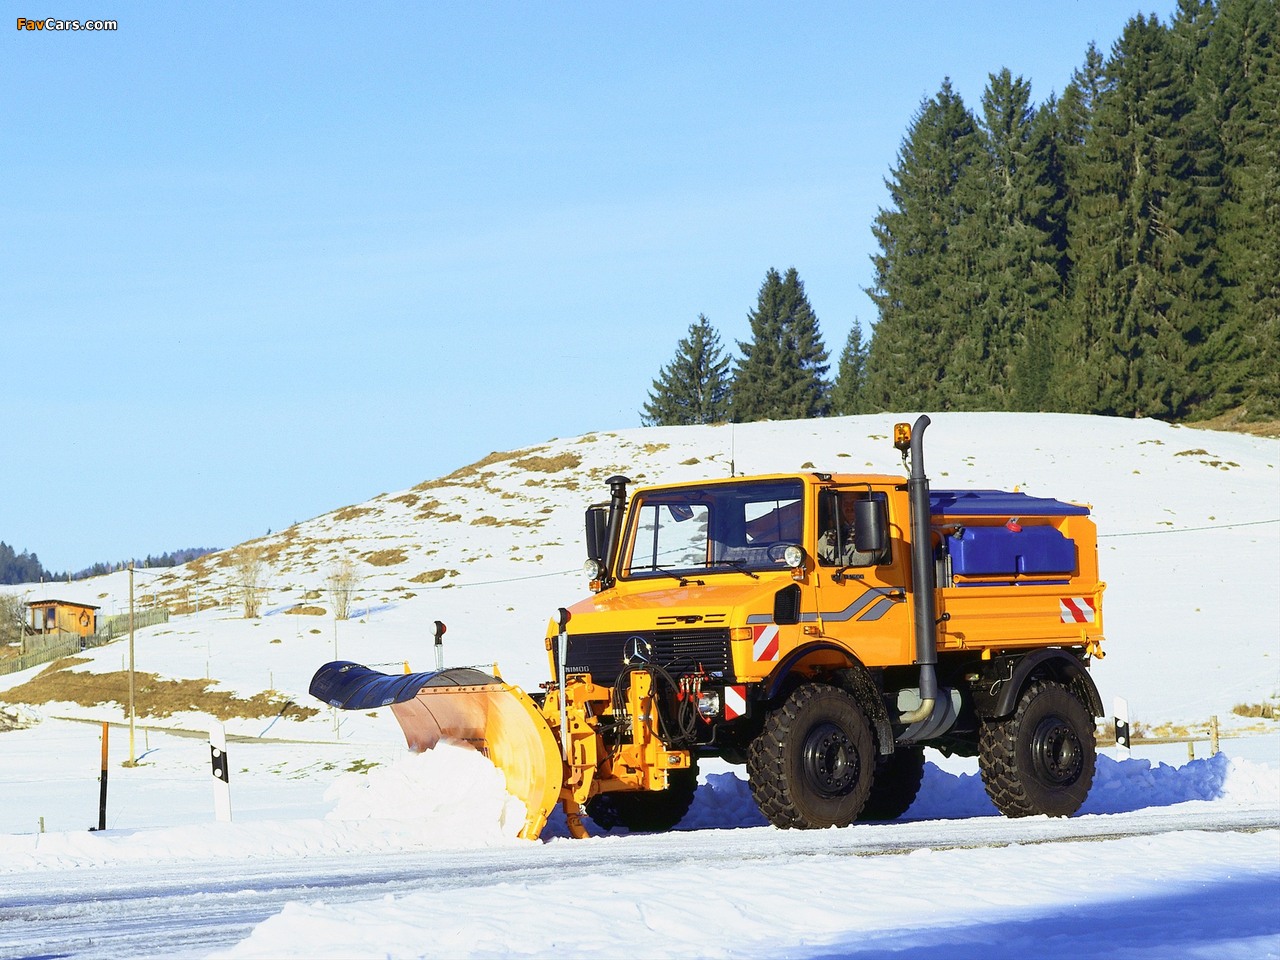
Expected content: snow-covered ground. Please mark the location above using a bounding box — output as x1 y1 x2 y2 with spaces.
2 413 1277 958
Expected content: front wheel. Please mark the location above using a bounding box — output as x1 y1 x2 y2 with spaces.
747 683 875 829
979 680 1096 818
586 760 699 833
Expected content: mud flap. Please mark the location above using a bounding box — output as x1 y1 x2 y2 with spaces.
310 661 564 840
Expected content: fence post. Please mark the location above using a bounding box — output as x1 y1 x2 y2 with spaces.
1210 715 1220 756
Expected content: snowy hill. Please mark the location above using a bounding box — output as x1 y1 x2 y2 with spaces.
5 412 1277 738
2 412 1278 959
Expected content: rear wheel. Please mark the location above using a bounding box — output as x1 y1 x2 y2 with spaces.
859 745 926 822
747 683 874 829
586 760 699 833
979 680 1096 818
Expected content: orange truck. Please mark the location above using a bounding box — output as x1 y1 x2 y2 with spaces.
312 416 1106 838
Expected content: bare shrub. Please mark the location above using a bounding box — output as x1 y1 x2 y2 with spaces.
231 545 267 619
0 593 27 649
327 558 358 621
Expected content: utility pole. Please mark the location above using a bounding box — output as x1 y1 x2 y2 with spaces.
128 562 136 765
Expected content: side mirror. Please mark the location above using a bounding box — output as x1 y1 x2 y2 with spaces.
853 497 888 553
585 504 610 565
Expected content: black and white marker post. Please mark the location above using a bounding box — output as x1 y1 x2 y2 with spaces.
209 722 232 822
1114 696 1131 756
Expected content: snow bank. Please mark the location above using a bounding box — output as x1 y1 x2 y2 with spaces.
6 749 1272 872
325 741 527 841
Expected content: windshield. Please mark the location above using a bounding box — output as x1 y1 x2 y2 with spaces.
623 479 804 579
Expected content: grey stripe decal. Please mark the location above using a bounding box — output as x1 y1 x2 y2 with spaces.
745 586 905 627
818 586 903 623
856 597 896 621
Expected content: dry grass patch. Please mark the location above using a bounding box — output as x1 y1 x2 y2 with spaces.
283 604 326 616
1233 701 1277 720
414 449 531 491
2 659 318 722
333 506 378 522
410 569 457 584
1186 407 1280 439
472 514 546 527
512 453 581 473
362 549 407 567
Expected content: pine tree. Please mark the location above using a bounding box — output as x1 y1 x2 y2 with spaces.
640 314 733 426
0 542 52 585
830 323 870 415
942 69 1066 410
1202 0 1280 419
1045 43 1108 413
865 80 982 411
732 267 831 421
1058 14 1211 419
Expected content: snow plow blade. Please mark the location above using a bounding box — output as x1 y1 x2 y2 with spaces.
310 661 564 840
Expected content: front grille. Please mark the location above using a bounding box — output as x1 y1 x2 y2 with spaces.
560 628 733 686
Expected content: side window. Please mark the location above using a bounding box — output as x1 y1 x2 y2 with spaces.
818 491 890 567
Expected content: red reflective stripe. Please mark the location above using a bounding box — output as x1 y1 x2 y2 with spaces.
753 624 780 661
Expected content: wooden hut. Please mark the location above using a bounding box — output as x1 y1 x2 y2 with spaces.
28 599 100 637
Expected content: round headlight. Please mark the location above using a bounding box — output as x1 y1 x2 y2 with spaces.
783 544 805 568
583 558 602 579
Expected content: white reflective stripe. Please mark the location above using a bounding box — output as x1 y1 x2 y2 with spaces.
753 624 779 661
1059 597 1095 623
724 685 747 720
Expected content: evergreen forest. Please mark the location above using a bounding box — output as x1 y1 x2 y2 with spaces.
0 543 219 587
641 0 1277 426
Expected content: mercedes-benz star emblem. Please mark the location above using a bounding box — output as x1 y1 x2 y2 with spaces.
623 635 651 665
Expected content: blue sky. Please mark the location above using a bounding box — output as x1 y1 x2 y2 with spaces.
3 1 1166 572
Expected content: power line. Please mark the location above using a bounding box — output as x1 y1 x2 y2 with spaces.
1099 518 1280 538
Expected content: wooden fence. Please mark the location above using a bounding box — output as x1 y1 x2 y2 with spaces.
0 607 170 677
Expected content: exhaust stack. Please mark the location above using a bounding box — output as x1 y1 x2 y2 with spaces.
899 415 939 725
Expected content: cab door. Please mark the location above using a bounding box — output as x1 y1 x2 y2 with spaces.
811 487 913 667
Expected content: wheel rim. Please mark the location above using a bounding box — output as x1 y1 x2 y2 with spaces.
1030 715 1083 786
800 721 860 798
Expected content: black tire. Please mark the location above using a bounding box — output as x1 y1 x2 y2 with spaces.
979 679 1096 818
586 760 699 833
859 746 926 822
746 683 875 829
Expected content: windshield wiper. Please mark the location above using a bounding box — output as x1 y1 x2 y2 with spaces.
705 559 760 579
633 566 706 586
